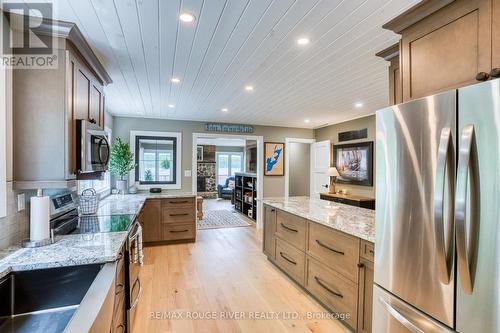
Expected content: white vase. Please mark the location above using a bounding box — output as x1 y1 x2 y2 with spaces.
116 179 128 194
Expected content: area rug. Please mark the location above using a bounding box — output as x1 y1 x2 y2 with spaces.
197 210 251 230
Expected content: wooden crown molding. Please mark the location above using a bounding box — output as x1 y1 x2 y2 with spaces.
375 43 399 61
382 0 455 34
3 12 112 85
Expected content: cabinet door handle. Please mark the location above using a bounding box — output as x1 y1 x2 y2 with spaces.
316 239 344 255
280 222 298 233
169 229 189 233
169 200 188 204
314 276 343 299
476 72 490 81
169 213 189 217
490 68 500 78
279 252 297 265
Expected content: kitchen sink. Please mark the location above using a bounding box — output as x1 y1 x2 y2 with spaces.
0 264 105 333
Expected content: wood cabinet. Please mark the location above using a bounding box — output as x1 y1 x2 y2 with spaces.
376 43 402 106
137 197 196 245
112 246 126 333
138 199 161 243
381 0 500 102
13 20 111 186
72 51 105 129
357 240 374 333
263 205 374 332
263 205 277 260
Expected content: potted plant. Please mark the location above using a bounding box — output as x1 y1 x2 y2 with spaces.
109 137 135 194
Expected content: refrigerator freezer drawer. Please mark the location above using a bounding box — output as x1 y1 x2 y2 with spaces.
372 285 454 333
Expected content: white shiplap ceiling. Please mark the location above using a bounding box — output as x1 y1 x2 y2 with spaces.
45 0 419 128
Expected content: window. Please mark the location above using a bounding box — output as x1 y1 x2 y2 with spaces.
216 152 243 186
130 131 182 189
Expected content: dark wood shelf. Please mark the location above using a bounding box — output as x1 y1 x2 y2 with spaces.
234 172 257 221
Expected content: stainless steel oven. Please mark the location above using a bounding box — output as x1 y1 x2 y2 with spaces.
76 120 110 174
126 221 143 332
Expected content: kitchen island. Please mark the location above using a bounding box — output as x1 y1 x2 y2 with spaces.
261 196 375 333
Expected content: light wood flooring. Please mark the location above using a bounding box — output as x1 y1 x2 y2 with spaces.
132 224 350 333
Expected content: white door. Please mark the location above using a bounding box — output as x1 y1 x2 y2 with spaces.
310 140 330 198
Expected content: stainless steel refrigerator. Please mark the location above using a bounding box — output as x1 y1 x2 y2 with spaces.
374 79 500 333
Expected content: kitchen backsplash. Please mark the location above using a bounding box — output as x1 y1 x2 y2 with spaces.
0 182 29 250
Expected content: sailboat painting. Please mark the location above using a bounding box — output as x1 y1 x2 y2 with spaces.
333 142 373 186
264 142 285 176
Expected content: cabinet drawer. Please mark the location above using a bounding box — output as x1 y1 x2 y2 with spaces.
307 222 360 283
162 207 195 223
306 257 358 329
162 197 195 208
161 222 196 241
275 210 306 251
275 238 305 285
360 240 374 262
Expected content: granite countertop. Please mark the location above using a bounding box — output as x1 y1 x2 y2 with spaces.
0 191 196 278
261 196 375 243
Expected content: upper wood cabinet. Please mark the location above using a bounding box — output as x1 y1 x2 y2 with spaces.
12 19 111 186
382 0 499 102
376 43 402 106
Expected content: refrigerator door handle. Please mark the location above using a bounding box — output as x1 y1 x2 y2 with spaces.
434 127 455 284
455 124 480 295
379 297 425 333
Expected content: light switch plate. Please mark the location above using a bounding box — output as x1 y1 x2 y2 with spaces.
17 193 25 211
184 170 192 177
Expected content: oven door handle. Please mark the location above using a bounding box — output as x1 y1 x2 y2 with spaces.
130 277 142 310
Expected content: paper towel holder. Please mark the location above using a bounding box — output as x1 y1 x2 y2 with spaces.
22 189 55 248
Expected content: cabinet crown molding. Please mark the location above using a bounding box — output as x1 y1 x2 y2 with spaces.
382 0 455 33
375 43 400 61
3 12 112 85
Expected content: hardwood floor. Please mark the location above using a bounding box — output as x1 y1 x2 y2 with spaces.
132 225 351 333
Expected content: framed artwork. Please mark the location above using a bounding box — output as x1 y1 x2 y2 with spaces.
264 142 285 176
197 146 203 161
333 142 373 186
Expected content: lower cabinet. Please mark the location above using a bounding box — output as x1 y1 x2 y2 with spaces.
112 246 126 333
275 238 306 285
305 257 358 329
139 199 161 243
263 204 374 332
138 197 196 245
263 205 277 260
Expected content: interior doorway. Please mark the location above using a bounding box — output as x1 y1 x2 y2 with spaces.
192 133 264 228
284 138 315 198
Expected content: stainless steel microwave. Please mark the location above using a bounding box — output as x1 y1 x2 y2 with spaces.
76 120 110 174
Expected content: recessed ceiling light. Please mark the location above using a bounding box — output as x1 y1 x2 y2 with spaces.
168 104 175 108
244 85 254 91
304 119 311 123
179 13 195 23
354 102 363 108
221 108 228 112
297 37 310 45
171 77 181 83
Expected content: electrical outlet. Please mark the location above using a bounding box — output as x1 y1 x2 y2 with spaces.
184 170 192 177
17 193 25 211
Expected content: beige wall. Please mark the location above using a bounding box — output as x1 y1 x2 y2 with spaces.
289 142 310 196
314 115 376 198
113 117 313 197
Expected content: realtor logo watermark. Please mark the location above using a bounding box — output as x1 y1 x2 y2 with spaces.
1 1 58 69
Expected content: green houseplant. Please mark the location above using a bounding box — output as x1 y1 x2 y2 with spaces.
109 137 135 194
